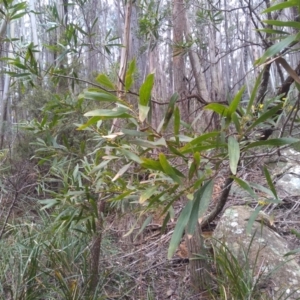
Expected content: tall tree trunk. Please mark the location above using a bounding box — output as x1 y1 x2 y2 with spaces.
111 0 132 133
172 0 188 122
186 224 212 291
0 18 14 149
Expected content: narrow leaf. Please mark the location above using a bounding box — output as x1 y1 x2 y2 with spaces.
138 104 150 122
84 90 119 102
161 93 179 132
186 193 201 236
263 166 278 199
84 108 131 119
139 73 154 106
246 103 283 132
159 153 181 184
256 34 297 65
95 74 115 89
246 206 263 234
263 20 300 30
228 136 240 175
180 132 220 152
205 103 229 116
229 86 245 115
77 116 102 130
168 200 193 259
188 162 197 180
247 71 264 114
139 186 157 204
141 158 163 172
244 137 299 150
232 112 241 133
134 216 152 239
119 149 142 163
198 179 214 223
233 177 257 199
125 59 136 91
263 0 298 13
112 163 132 182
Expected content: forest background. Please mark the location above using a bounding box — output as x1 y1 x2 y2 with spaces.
1 0 300 299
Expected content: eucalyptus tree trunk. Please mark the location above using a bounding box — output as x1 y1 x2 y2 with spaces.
184 8 210 129
118 0 132 97
29 0 39 63
172 0 188 122
184 15 209 102
111 0 132 133
173 0 213 290
185 223 212 291
129 2 145 89
0 21 14 149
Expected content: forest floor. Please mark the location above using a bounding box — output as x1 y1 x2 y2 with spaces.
101 155 300 300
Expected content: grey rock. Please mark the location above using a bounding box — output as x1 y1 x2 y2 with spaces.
213 206 300 299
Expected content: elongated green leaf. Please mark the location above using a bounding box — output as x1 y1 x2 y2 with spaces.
180 132 220 152
181 143 226 154
40 199 59 210
12 62 27 70
125 59 136 91
167 142 186 158
84 107 132 119
112 162 132 182
84 90 119 102
121 129 149 137
95 74 115 89
141 158 163 172
139 73 154 106
5 72 31 78
233 177 257 199
91 159 112 173
161 93 179 132
77 116 102 130
204 103 229 116
228 136 240 175
244 137 298 150
139 186 157 204
188 162 197 180
198 179 214 223
263 20 300 30
168 200 193 259
256 34 297 65
134 216 152 239
194 152 201 168
232 112 241 134
263 166 278 199
110 191 132 202
186 193 201 236
119 149 142 163
250 183 281 201
159 153 181 184
247 71 264 114
138 104 150 122
246 103 283 132
229 86 245 115
284 248 300 257
131 137 167 148
246 206 263 234
262 0 298 13
177 135 193 142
